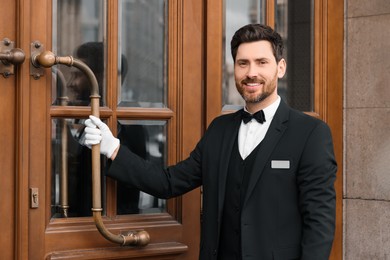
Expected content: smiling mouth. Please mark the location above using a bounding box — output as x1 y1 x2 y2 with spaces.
242 78 265 85
243 81 265 90
245 82 261 86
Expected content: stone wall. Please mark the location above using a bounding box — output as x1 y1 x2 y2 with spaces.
344 0 390 259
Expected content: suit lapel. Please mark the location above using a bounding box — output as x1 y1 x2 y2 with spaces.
243 100 290 207
217 111 242 216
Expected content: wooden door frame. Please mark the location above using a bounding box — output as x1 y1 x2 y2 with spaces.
205 0 343 259
324 1 343 258
15 0 35 259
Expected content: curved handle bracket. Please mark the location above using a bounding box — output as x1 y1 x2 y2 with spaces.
32 47 150 247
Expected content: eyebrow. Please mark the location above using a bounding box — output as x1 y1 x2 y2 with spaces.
236 57 270 63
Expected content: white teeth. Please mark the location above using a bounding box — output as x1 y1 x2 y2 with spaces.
246 83 259 86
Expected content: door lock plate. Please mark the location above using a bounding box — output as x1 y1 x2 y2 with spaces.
30 41 45 79
30 187 39 208
0 38 15 77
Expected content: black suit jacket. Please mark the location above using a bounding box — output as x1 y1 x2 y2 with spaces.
107 100 337 260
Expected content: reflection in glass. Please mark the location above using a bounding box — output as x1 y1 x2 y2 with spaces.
223 0 266 110
275 0 314 111
51 118 107 218
118 0 168 108
52 0 106 106
116 120 167 214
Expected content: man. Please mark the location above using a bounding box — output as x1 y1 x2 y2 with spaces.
66 42 105 106
84 24 337 260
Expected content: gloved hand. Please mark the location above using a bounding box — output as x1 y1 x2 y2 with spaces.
84 115 120 158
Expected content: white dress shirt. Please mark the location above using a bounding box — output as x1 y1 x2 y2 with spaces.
238 96 281 159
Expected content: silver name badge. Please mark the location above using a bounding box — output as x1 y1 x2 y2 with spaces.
271 160 290 169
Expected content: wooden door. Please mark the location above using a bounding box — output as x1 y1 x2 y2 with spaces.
1 0 203 259
205 0 343 259
1 0 344 259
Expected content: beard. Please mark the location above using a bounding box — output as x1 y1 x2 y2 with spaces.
235 71 278 104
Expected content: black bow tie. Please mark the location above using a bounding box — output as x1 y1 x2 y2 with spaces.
241 110 266 124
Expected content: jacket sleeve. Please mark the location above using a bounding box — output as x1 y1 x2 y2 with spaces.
107 145 169 198
106 115 227 198
106 129 206 199
297 121 337 260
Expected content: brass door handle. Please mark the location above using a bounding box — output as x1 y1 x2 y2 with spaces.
32 46 150 247
0 38 25 77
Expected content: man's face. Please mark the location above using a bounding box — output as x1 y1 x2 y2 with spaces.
234 40 286 109
66 67 91 105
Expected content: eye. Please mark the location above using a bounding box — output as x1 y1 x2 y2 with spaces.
236 61 248 67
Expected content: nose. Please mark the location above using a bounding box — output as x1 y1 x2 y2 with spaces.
246 64 257 78
67 80 75 91
67 72 79 90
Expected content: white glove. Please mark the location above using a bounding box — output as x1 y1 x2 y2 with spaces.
84 115 120 158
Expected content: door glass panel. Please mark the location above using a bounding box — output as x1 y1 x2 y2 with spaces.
52 0 106 106
116 120 167 214
51 118 107 218
275 0 314 111
51 0 107 219
223 0 266 110
118 0 168 108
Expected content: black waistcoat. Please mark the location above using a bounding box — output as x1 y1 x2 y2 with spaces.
217 136 262 260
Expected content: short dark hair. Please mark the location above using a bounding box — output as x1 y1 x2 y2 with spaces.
76 42 104 76
230 24 284 62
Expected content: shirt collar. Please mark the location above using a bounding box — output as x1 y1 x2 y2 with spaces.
244 96 281 122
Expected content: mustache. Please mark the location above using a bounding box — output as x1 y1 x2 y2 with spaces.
241 78 265 84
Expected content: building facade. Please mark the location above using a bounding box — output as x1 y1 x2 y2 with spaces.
344 0 390 258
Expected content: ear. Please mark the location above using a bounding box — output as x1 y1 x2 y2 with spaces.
277 58 286 78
